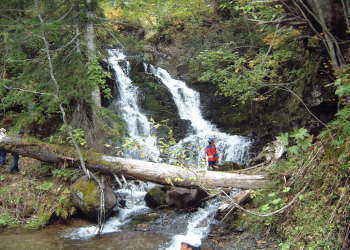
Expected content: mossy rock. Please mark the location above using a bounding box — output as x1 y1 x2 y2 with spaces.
70 176 117 222
129 212 160 226
144 186 169 209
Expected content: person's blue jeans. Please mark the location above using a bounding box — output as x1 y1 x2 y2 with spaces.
208 161 217 167
10 153 19 172
0 150 6 166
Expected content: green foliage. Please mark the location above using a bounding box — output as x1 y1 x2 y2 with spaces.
53 188 75 220
233 0 284 20
191 38 311 104
52 168 76 181
24 214 50 230
54 125 87 147
87 58 112 99
0 0 117 135
105 0 212 25
0 213 19 228
249 189 286 228
35 181 54 192
277 128 312 156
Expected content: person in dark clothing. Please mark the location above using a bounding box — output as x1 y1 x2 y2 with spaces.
0 128 7 166
9 152 20 173
205 138 219 168
0 150 6 166
0 129 23 173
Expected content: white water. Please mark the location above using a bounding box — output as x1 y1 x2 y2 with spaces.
108 49 160 162
145 64 251 167
162 198 222 250
64 181 155 239
65 51 249 247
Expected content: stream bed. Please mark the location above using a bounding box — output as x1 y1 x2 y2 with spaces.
0 224 166 250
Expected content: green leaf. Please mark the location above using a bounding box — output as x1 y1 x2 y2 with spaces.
277 133 289 146
271 198 282 205
288 145 299 155
268 192 277 197
291 128 309 141
335 82 350 97
36 182 54 191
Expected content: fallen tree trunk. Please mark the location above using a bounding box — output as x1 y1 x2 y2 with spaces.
0 136 269 189
218 190 252 213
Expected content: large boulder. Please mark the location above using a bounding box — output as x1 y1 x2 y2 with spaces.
166 187 208 209
70 176 117 222
249 139 285 166
144 186 169 209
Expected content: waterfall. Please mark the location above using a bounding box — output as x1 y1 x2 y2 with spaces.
64 50 248 247
145 64 251 167
108 49 160 162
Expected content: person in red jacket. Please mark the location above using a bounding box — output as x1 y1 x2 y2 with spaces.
206 138 219 168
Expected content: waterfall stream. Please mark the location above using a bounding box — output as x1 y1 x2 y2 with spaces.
63 49 251 248
64 181 154 240
107 49 160 162
145 64 251 167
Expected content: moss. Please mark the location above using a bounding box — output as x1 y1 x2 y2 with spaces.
71 180 99 210
145 186 168 208
149 186 167 204
143 95 163 111
129 213 160 226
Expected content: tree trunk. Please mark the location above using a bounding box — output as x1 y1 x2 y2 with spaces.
0 137 269 189
85 0 101 108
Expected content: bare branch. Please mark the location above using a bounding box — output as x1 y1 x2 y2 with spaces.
53 32 81 52
250 17 306 26
1 84 53 96
52 5 73 24
222 183 309 218
297 0 344 68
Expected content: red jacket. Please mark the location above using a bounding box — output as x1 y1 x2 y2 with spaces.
206 144 219 162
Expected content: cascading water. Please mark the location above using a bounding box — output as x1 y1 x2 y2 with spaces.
64 181 155 239
161 198 222 250
144 64 251 167
108 49 160 162
64 51 249 248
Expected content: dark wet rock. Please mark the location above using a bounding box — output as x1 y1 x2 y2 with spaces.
166 187 208 209
215 161 245 171
145 186 169 208
206 232 278 250
70 176 117 222
139 210 195 236
130 213 160 227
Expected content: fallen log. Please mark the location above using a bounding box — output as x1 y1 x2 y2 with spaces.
0 136 269 189
218 190 252 213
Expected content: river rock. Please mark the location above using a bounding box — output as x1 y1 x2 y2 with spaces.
249 139 285 166
166 187 208 209
144 186 169 208
70 176 117 222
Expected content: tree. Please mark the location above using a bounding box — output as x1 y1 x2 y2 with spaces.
0 0 112 145
85 0 101 108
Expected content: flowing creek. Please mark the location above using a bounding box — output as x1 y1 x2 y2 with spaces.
0 49 250 249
